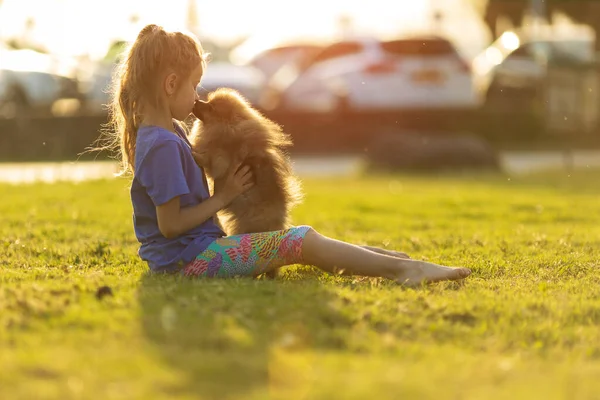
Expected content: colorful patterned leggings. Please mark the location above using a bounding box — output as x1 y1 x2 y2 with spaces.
182 225 312 277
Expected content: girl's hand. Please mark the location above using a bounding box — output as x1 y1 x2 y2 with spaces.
215 163 254 206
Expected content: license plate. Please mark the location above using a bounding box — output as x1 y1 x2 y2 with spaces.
412 70 444 84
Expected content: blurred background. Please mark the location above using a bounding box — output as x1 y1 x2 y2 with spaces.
1 0 599 179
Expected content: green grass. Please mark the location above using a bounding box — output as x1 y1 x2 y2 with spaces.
2 170 600 399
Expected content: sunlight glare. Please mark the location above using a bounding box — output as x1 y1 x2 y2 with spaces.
0 0 491 61
500 31 520 51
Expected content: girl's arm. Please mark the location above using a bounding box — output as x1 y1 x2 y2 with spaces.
156 194 226 239
156 164 252 239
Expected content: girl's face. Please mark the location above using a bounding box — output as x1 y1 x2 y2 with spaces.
167 64 203 121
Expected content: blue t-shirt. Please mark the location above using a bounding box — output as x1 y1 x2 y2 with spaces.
131 124 224 273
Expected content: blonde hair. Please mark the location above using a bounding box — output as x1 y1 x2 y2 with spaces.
102 24 207 174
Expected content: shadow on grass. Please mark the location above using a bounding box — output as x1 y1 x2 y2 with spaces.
138 270 347 398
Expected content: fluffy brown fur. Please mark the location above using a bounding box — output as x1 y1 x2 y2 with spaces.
189 88 303 239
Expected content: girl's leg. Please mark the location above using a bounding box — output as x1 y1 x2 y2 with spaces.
183 225 470 286
302 229 470 286
182 226 310 278
359 245 410 259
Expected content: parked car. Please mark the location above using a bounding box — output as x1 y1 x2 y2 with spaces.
472 31 595 110
245 44 324 78
258 35 479 114
230 36 326 78
0 47 81 118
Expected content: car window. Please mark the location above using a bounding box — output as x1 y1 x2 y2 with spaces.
253 46 303 63
310 42 363 65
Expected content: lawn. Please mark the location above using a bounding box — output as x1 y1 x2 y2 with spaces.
1 170 600 400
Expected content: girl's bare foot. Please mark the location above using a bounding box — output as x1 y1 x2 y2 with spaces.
394 260 471 287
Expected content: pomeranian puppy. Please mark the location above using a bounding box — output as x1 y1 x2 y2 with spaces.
189 88 303 243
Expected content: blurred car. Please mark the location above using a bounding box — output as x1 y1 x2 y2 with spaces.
197 61 267 106
230 36 327 78
472 31 595 109
259 35 478 113
244 44 325 78
0 47 81 118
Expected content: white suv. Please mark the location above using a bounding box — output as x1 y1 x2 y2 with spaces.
260 35 479 113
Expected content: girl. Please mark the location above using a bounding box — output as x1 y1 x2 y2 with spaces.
108 24 471 286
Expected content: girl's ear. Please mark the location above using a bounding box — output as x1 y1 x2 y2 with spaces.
165 72 178 97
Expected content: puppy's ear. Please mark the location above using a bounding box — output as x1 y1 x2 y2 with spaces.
193 100 213 121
